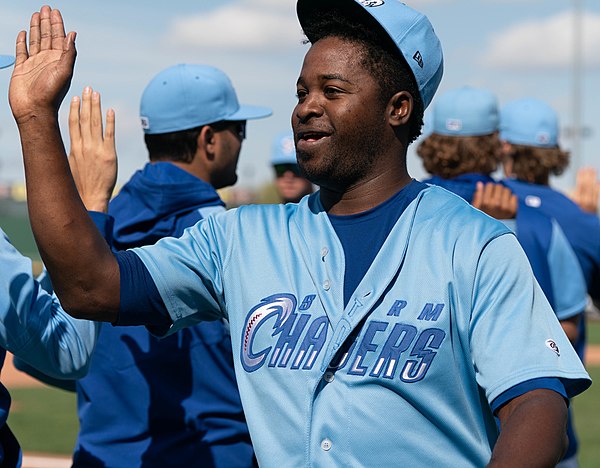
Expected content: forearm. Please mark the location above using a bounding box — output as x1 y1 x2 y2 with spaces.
18 111 119 321
489 389 567 467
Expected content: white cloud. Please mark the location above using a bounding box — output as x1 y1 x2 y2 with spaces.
483 11 600 69
165 0 303 52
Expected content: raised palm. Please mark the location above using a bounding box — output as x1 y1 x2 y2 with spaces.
9 6 76 124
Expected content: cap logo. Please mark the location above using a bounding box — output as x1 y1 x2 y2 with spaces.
536 132 551 145
545 339 560 356
445 119 462 132
413 51 424 69
140 116 150 130
358 0 384 7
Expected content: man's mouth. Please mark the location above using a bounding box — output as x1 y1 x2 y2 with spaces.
297 130 330 143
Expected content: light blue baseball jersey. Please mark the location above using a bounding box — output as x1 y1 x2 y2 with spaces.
0 228 99 378
132 186 590 467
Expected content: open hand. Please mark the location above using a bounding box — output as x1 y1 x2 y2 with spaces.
472 182 517 220
568 167 599 215
9 6 76 124
68 88 117 213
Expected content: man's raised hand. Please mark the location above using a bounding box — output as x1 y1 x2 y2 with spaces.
68 88 117 213
9 6 76 124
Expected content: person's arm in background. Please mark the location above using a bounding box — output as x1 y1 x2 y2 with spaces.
12 88 117 390
9 7 120 322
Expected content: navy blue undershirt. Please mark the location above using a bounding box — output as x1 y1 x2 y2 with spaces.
328 179 426 307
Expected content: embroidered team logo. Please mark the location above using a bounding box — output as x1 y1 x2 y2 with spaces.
413 51 424 69
545 339 560 356
140 116 150 130
445 118 462 133
359 0 384 7
525 195 542 208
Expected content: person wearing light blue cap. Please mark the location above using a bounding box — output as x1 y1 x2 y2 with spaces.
270 130 313 203
9 3 592 467
420 87 587 339
501 97 600 468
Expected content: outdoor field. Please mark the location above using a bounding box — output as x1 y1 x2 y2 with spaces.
1 203 599 466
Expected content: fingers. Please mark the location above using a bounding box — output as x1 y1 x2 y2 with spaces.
79 87 93 146
91 91 104 145
15 31 29 66
68 95 82 154
50 9 67 51
28 12 40 56
104 108 116 150
472 182 517 219
472 182 483 209
39 6 52 51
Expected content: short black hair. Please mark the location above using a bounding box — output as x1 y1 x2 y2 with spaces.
301 9 424 144
144 126 203 163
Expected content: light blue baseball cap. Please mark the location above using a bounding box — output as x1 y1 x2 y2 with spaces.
140 64 272 134
432 87 499 137
500 98 559 148
270 131 297 165
0 55 15 69
297 0 444 110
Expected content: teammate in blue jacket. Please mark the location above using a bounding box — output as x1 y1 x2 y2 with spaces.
8 3 592 467
270 130 314 203
0 53 98 467
500 97 600 467
418 86 587 341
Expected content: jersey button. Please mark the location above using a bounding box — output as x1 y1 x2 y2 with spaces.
321 438 332 451
324 371 335 383
323 280 331 291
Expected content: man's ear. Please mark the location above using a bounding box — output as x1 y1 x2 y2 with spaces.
387 91 413 127
199 125 217 161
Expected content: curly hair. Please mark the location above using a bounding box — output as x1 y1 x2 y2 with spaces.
416 133 503 179
507 144 570 184
301 9 424 144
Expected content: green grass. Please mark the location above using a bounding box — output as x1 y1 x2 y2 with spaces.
586 318 600 346
573 365 600 467
7 386 78 455
0 206 39 261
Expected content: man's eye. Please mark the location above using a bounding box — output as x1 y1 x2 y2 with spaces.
324 87 341 96
296 90 307 100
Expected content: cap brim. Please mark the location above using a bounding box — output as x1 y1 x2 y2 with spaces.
227 104 272 121
0 55 15 70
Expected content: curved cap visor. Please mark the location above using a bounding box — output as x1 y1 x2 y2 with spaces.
0 55 15 69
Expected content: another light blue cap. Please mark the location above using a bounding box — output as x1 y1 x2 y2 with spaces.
500 98 559 148
432 87 499 137
297 0 444 110
0 55 15 69
270 131 297 165
140 64 272 134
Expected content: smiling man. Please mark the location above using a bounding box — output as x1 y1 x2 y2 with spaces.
9 1 591 466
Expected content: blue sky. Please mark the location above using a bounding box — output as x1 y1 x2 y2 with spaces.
1 0 599 192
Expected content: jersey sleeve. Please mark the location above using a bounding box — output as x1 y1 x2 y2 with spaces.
548 219 588 320
130 215 228 335
468 234 590 404
0 229 99 379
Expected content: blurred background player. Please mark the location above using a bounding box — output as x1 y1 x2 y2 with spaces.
500 97 599 468
19 64 271 468
418 86 587 342
270 130 313 203
0 54 99 467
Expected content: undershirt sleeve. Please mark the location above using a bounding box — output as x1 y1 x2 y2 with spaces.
114 250 173 336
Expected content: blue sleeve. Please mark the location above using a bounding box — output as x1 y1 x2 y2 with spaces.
548 220 588 320
491 377 568 414
88 211 115 248
115 250 173 336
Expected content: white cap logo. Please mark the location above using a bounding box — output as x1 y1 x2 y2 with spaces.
140 116 150 130
536 132 551 145
445 119 463 132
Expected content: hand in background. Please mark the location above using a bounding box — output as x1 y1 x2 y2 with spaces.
568 167 599 215
68 88 117 213
472 182 517 220
9 6 76 124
